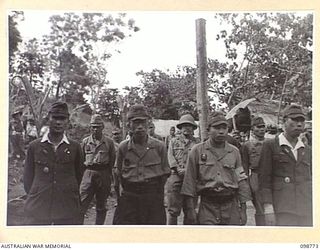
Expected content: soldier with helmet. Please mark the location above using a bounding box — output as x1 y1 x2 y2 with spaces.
167 114 200 225
241 116 266 225
181 111 251 225
113 104 170 225
80 114 116 225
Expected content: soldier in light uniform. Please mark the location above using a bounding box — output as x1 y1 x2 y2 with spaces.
148 121 163 141
167 114 199 225
259 104 312 226
80 114 116 225
165 126 176 149
181 111 251 225
241 116 266 225
113 104 170 225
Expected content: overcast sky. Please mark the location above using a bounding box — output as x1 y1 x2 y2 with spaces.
16 11 228 90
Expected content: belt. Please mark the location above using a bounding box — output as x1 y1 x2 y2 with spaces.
122 177 163 194
200 188 236 203
86 164 108 171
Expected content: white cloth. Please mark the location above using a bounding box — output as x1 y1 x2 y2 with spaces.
41 131 69 151
278 133 305 160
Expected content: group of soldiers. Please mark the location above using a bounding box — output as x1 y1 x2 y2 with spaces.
21 101 312 226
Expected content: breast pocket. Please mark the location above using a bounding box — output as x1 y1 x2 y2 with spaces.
222 163 237 184
199 161 216 182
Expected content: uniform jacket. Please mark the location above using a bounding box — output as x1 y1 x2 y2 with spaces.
258 136 312 216
241 136 265 175
181 139 251 203
116 136 170 183
168 134 200 171
82 134 116 168
23 136 83 220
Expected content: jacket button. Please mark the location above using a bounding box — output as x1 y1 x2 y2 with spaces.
43 167 49 173
284 177 290 183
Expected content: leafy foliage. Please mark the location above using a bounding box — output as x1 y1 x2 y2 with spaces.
212 13 312 108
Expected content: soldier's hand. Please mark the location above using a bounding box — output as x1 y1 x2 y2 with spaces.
185 209 197 225
239 203 247 225
264 213 276 226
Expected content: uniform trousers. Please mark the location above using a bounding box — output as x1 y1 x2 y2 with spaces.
113 183 166 225
80 169 111 224
249 171 265 225
276 212 312 226
198 195 241 225
24 216 81 225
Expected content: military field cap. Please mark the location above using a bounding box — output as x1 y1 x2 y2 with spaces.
90 114 104 126
112 128 121 135
283 104 305 119
49 101 69 117
208 111 228 127
251 116 265 126
127 104 150 121
177 114 197 130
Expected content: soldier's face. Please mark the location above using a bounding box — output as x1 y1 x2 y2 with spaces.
130 119 148 137
48 114 69 134
91 124 103 139
284 117 305 138
170 128 175 135
208 123 228 143
180 124 194 136
252 124 266 139
112 132 122 143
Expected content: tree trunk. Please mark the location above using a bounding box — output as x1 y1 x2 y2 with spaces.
195 19 209 141
277 74 288 125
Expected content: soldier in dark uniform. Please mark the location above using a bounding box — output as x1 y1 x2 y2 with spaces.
113 104 170 225
167 114 199 225
23 102 83 225
241 116 266 225
80 114 116 225
181 111 251 225
259 104 312 226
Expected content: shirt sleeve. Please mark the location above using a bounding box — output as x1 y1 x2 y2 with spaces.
167 139 178 169
74 142 84 186
23 143 35 194
235 149 252 203
181 146 198 197
258 140 274 204
108 139 116 168
116 143 124 177
159 142 170 177
240 142 250 176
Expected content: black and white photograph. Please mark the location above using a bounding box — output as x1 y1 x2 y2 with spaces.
6 6 315 237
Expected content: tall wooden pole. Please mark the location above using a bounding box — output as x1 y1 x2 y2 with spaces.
196 19 209 141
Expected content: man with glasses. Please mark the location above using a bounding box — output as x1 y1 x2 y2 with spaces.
241 116 266 225
259 104 312 226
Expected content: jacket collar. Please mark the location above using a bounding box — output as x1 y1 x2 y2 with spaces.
41 131 69 145
204 138 234 153
128 135 156 151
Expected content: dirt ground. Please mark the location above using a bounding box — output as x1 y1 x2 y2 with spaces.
7 159 255 226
